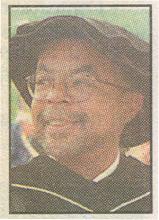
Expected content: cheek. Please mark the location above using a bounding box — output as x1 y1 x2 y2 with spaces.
79 98 123 132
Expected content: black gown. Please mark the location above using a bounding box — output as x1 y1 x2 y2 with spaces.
10 154 151 214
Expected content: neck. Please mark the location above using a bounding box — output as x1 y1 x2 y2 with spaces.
57 145 119 181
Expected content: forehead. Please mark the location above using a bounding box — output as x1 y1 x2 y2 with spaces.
39 39 100 59
37 39 124 83
38 39 115 68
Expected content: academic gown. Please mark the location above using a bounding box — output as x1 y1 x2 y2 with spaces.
10 155 152 214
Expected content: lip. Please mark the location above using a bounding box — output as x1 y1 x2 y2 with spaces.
44 119 80 133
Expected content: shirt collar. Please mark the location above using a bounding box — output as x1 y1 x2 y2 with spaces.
93 151 120 182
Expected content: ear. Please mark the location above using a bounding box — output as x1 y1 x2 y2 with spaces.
121 92 144 123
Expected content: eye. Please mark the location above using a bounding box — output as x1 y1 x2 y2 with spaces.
85 73 91 78
36 78 50 86
72 79 84 86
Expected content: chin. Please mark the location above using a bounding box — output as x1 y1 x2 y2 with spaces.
44 139 84 160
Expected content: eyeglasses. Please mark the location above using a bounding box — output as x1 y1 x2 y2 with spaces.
26 73 132 102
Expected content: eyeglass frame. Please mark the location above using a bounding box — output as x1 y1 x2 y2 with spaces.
25 73 134 102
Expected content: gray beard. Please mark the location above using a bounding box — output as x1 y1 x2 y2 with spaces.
32 129 116 161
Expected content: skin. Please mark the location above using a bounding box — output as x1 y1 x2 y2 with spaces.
31 39 144 180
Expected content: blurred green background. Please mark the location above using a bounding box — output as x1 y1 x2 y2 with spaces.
11 7 150 122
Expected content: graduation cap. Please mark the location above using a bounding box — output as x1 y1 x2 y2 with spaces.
10 16 151 147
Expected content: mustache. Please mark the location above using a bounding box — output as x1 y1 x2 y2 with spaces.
36 107 89 126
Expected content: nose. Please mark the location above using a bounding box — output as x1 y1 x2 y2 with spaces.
45 81 71 103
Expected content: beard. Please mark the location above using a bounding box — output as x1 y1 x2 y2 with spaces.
38 126 93 160
33 107 91 160
32 106 117 161
33 125 115 162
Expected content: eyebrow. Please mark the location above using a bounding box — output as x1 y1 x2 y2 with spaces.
37 64 50 73
36 64 95 76
73 64 95 75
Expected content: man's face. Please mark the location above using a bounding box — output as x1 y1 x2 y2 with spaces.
31 39 132 160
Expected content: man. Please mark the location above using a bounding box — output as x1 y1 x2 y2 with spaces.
10 16 151 213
